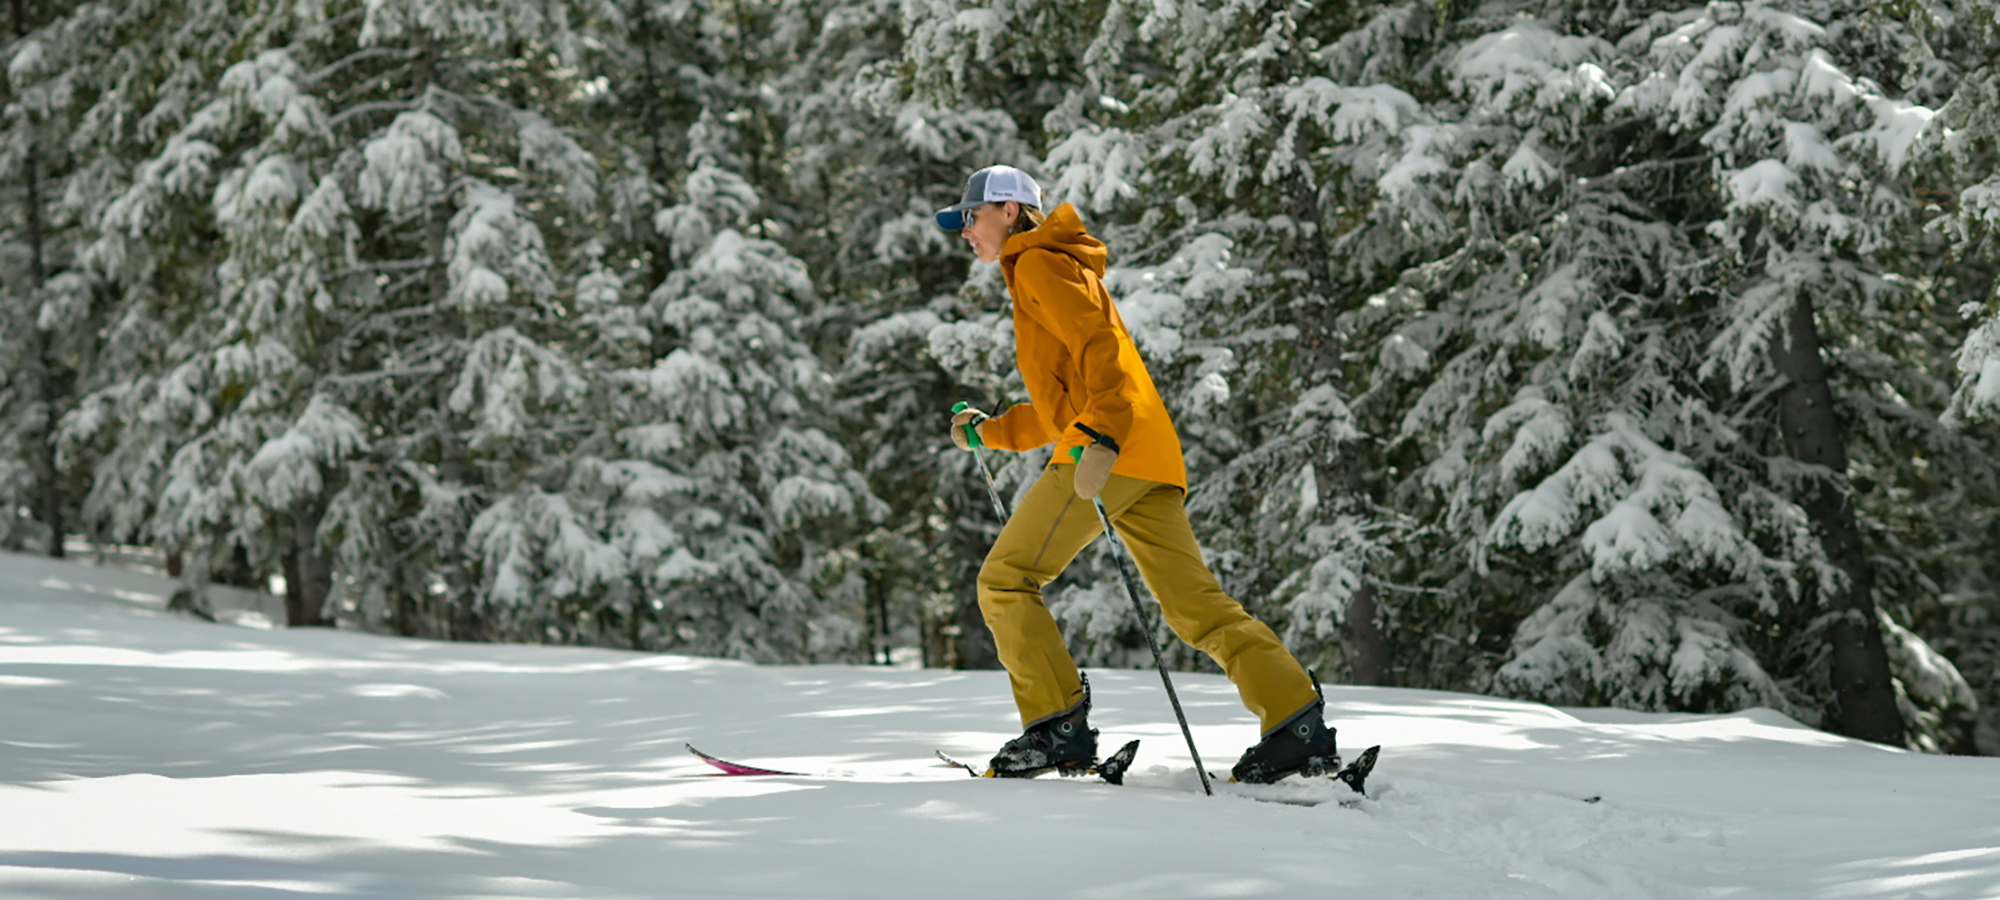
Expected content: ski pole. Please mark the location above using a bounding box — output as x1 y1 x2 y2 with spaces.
1070 447 1213 796
952 401 1009 521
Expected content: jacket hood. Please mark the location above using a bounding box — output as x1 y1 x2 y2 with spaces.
1001 203 1106 278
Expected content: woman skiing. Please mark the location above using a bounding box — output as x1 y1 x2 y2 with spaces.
938 164 1339 784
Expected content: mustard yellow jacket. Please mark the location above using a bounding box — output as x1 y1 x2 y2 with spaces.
982 203 1187 489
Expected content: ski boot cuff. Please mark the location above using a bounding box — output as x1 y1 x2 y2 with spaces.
1023 672 1092 732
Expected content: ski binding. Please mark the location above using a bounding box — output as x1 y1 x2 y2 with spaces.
936 738 1141 784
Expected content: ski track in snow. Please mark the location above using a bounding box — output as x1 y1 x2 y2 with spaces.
1362 777 1712 899
4 552 2000 899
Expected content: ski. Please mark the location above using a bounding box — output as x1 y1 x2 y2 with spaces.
685 743 806 777
686 740 1382 807
687 740 1139 783
934 749 982 777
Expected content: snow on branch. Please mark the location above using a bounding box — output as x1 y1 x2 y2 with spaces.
655 166 762 262
468 490 625 607
1450 22 1614 120
1948 302 2000 424
217 49 329 146
634 350 747 439
448 328 587 449
1487 414 1762 583
215 156 311 247
1496 573 1785 711
285 176 358 264
361 0 550 50
1482 386 1572 488
1281 514 1376 642
1045 127 1143 215
514 110 600 215
358 110 462 216
247 396 369 510
447 184 558 314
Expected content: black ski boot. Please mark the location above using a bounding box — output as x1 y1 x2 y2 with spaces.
989 680 1098 778
1231 680 1338 784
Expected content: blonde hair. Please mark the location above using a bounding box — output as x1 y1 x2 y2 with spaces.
1010 204 1045 236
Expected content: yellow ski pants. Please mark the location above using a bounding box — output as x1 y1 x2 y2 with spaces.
977 463 1319 734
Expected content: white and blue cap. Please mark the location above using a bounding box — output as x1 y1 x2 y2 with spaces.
935 165 1042 232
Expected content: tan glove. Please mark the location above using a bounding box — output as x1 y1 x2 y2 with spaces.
950 407 989 450
1073 443 1118 500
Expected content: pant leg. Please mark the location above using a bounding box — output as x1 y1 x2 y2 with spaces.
1105 481 1319 734
976 464 1132 727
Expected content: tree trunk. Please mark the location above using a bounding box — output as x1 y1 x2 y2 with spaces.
12 0 64 559
428 189 481 641
284 496 335 627
390 561 421 637
1769 290 1904 746
1287 171 1395 686
632 0 677 290
23 162 65 560
1340 581 1395 685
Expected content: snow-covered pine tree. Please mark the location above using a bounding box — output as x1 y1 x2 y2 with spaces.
1337 2 1794 715
490 0 886 661
0 0 98 556
787 1 1018 663
151 43 364 625
1892 0 2000 751
1147 0 1446 683
881 0 1227 675
52 0 612 634
32 0 272 583
323 0 613 640
600 124 883 661
1929 0 2000 427
557 0 730 294
1 2 58 553
26 2 383 613
1642 0 1981 745
13 0 1997 743
448 0 732 649
1356 0 1982 747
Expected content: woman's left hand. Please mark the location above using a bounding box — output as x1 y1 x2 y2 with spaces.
1073 444 1118 500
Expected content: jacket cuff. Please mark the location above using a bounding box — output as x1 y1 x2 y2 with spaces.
1075 423 1121 454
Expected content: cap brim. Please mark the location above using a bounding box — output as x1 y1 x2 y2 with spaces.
935 201 979 232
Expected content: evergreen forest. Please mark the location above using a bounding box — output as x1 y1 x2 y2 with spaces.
4 0 1999 754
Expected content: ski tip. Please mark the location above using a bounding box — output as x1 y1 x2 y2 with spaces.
1094 739 1141 785
935 749 989 778
686 744 803 777
1335 745 1381 797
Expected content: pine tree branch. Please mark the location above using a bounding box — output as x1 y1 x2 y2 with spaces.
321 257 436 283
326 99 417 132
308 47 423 88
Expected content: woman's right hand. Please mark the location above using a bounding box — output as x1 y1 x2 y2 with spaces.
950 407 989 450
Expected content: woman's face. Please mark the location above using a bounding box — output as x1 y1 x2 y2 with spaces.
961 201 1017 264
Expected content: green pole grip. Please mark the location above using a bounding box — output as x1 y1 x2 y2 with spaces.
1069 446 1082 462
951 401 985 449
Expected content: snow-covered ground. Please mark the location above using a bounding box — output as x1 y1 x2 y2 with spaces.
3 552 1998 899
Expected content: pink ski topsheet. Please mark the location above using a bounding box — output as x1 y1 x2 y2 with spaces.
685 743 804 776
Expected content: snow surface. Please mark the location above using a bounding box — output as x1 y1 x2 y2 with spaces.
3 552 1999 899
